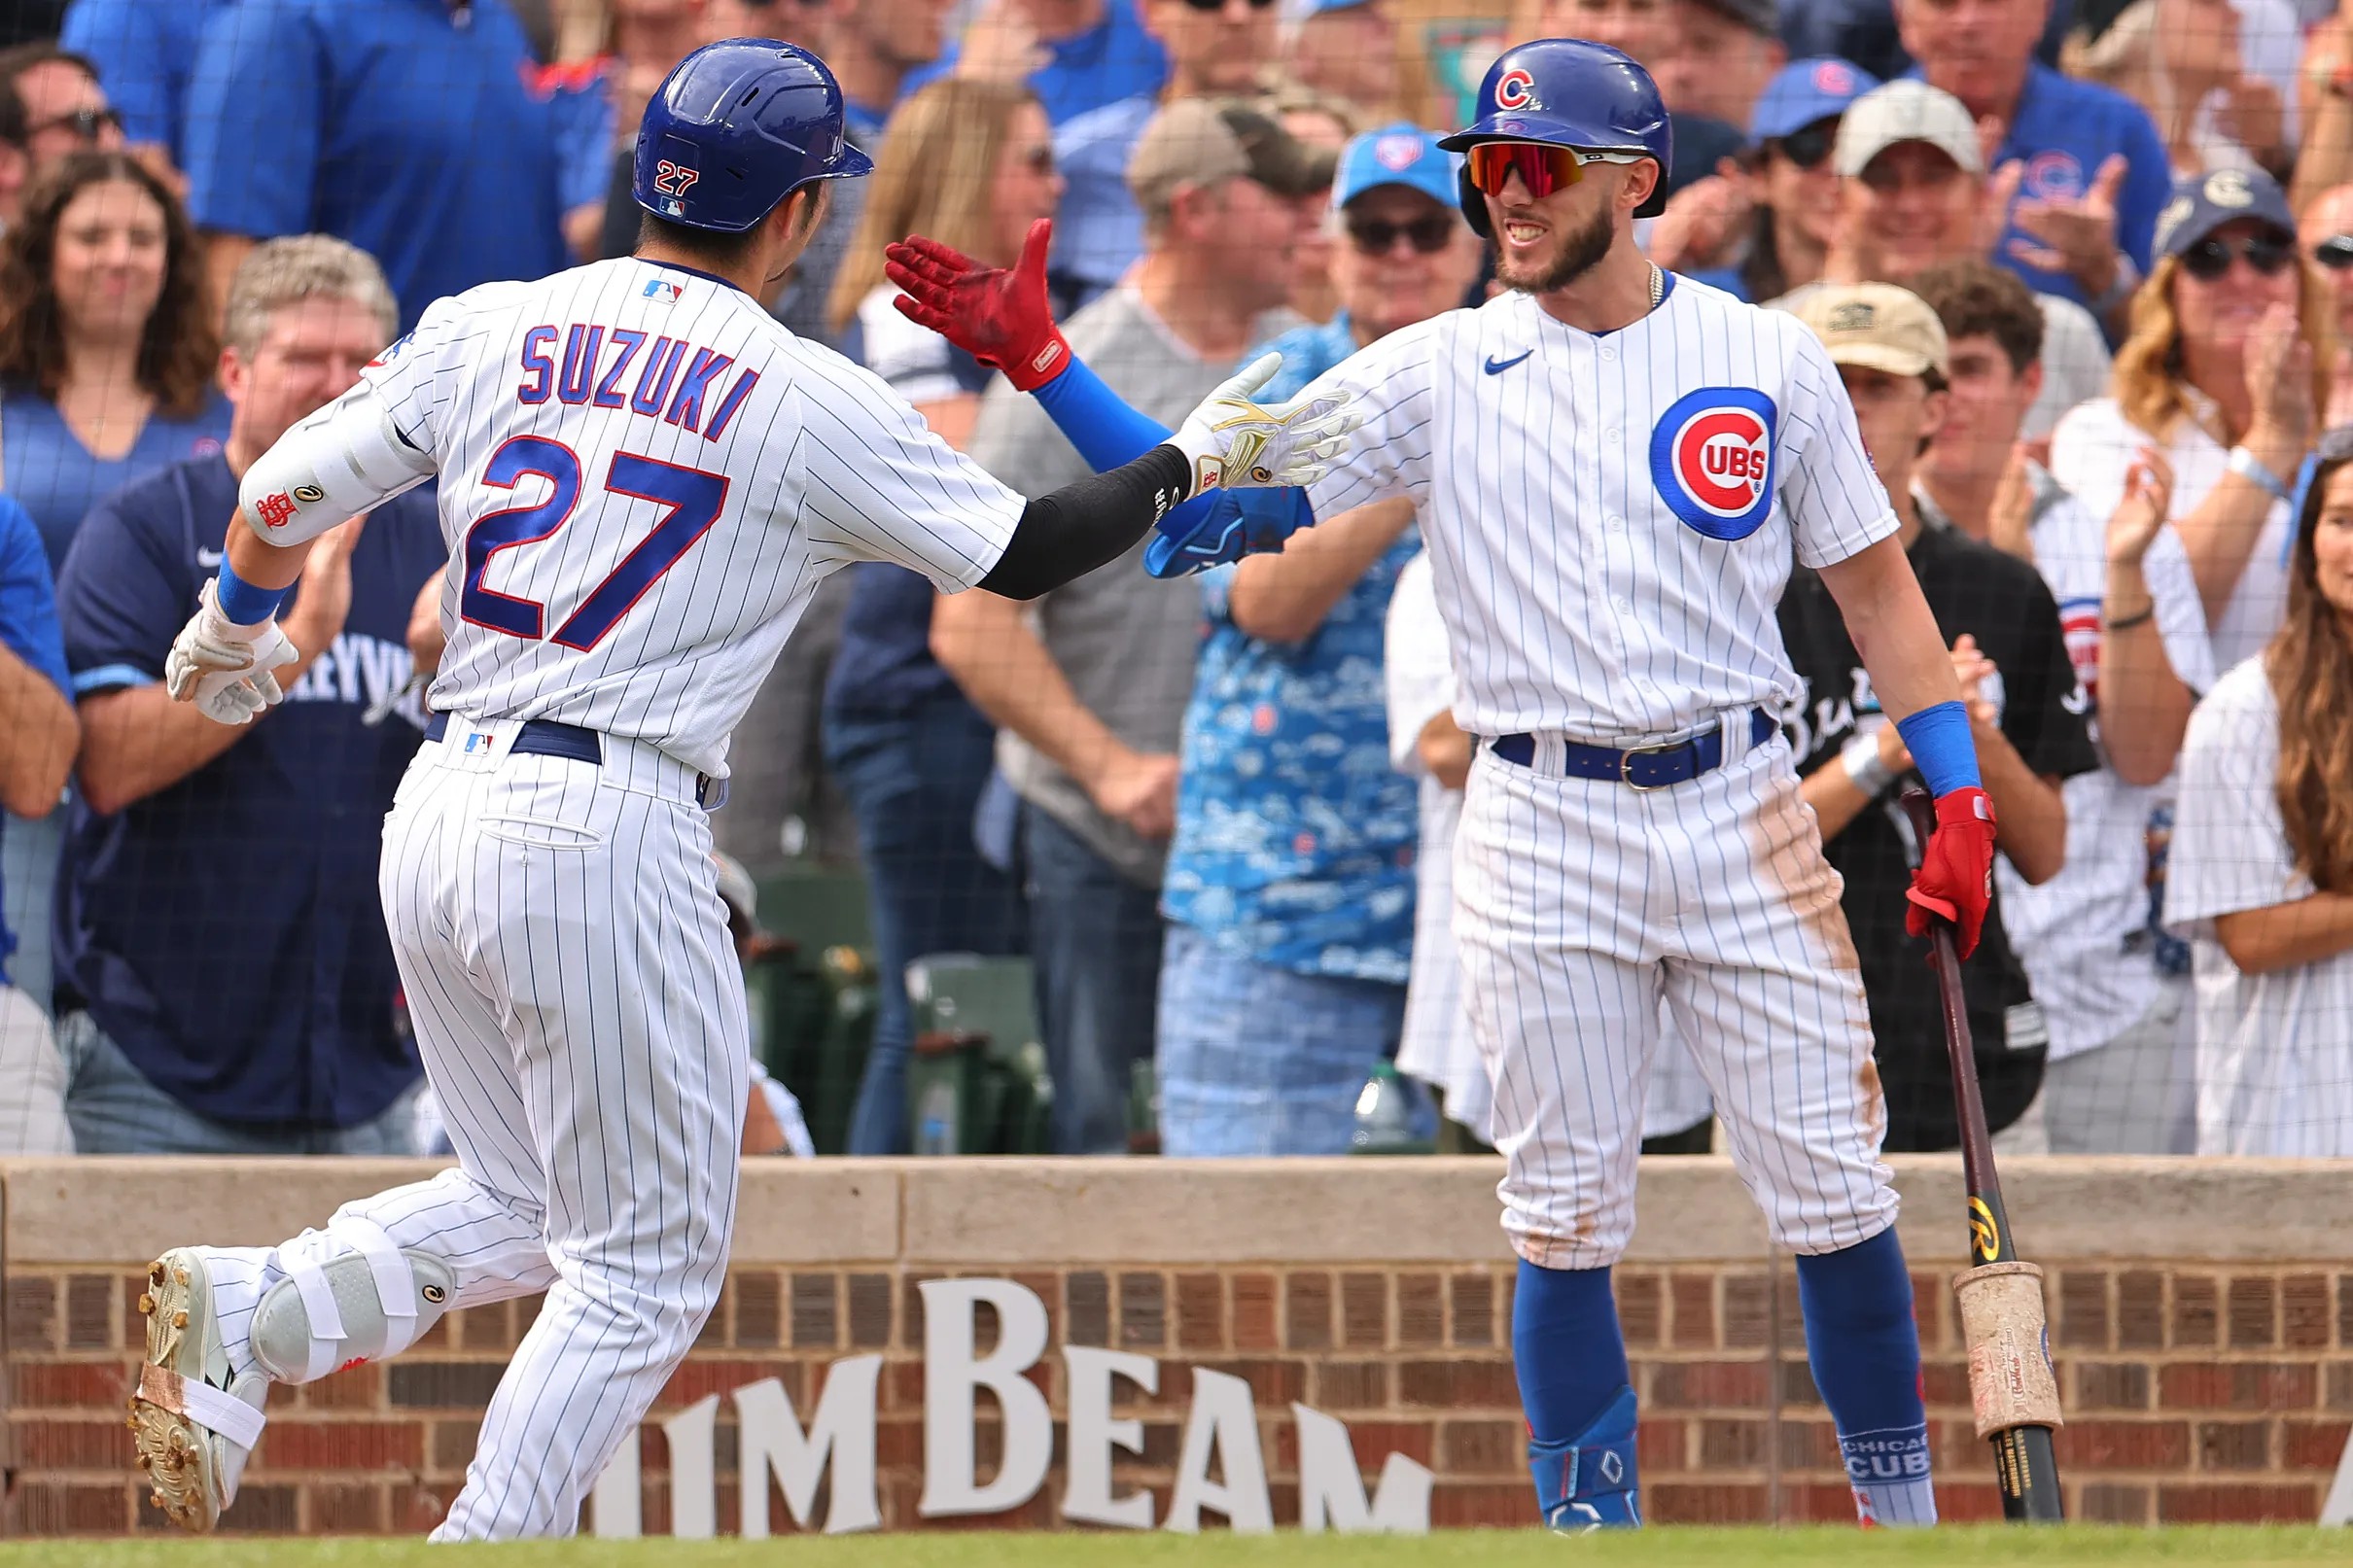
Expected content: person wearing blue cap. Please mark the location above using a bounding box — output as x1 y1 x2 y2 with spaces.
1150 122 1483 1156
1654 54 1879 298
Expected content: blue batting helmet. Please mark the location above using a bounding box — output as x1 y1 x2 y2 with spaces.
633 39 873 233
1438 39 1672 234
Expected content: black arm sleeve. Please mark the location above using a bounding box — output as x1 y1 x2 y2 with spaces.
975 444 1193 601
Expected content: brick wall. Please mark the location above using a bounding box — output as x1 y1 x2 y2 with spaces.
4 1158 2351 1536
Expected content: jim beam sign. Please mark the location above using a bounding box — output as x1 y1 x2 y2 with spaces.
590 1277 1434 1537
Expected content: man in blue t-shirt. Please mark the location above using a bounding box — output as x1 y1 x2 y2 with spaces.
1897 0 2167 332
52 237 443 1154
183 0 569 328
1155 126 1483 1156
906 0 1169 129
0 492 78 1153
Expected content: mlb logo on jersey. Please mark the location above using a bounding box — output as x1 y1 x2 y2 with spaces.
643 278 685 304
1649 387 1777 540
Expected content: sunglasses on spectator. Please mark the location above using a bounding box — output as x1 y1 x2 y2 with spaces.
1465 142 1648 200
1768 118 1840 172
2312 235 2353 271
1345 213 1457 255
26 106 120 142
2178 231 2295 281
1178 0 1278 10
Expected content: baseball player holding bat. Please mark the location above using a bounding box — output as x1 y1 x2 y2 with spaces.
890 40 1999 1530
119 40 1356 1540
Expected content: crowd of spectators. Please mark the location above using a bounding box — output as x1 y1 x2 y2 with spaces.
0 0 2348 1163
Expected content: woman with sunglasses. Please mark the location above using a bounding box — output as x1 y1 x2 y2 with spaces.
0 149 225 1017
1655 56 1879 303
2163 426 2353 1156
2050 167 2332 677
819 78 1063 1155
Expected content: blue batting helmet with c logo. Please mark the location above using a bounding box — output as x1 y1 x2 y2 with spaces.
1438 39 1673 234
634 39 873 233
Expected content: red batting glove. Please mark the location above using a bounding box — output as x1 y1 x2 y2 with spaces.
1905 786 1998 958
884 217 1071 391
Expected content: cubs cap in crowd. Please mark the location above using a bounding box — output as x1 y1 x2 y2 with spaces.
1750 56 1882 145
1832 80 1982 179
1332 123 1458 210
1688 0 1779 36
1794 282 1950 379
1128 99 1337 221
2152 166 2298 261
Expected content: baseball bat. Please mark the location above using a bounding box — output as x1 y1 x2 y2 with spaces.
1900 788 2065 1523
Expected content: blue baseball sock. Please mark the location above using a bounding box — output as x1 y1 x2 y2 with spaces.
1514 1259 1640 1529
1795 1229 1937 1526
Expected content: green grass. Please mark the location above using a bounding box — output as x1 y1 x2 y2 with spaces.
5 1530 2346 1567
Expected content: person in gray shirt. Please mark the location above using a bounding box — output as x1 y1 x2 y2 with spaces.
933 98 1320 1153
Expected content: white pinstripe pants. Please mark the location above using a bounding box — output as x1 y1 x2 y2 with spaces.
1454 730 1897 1269
339 730 747 1539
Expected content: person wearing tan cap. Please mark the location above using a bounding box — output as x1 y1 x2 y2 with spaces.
1767 79 2111 445
1779 280 2094 1153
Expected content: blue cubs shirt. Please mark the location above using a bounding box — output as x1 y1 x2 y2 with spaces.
1161 315 1420 983
184 0 570 328
53 456 443 1129
0 495 70 979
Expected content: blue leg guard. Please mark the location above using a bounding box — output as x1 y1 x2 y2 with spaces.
1528 1384 1641 1531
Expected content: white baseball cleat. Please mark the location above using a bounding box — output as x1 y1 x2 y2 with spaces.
128 1248 267 1532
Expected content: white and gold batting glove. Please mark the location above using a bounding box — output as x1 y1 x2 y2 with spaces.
164 579 299 726
1167 352 1364 496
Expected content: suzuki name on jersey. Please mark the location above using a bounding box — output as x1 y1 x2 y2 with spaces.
516 323 760 441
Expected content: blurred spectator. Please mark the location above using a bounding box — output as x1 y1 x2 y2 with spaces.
913 1 1170 128
184 0 570 328
2299 182 2353 423
2166 429 2353 1157
932 99 1311 1154
57 0 224 172
1781 282 2092 1149
1052 0 1295 308
1283 0 1397 120
1781 0 2077 84
1898 0 2172 329
0 42 123 229
1262 84 1358 324
544 0 711 262
1656 55 1879 297
706 0 831 47
1914 257 2216 1151
2050 167 2327 676
2295 2 2353 211
2060 0 2289 177
0 150 224 1016
1154 124 1478 1155
1655 0 1787 135
820 79 1058 1154
0 489 73 1154
828 0 959 141
1509 0 1746 201
1770 80 2111 440
51 235 439 1154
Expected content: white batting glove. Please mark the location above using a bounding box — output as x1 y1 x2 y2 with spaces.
1167 352 1365 496
164 579 299 726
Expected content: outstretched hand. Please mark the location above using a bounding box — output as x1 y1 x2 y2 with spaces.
1167 353 1364 496
886 218 1071 391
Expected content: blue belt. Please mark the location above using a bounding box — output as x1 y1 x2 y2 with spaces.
424 713 603 763
1491 708 1775 790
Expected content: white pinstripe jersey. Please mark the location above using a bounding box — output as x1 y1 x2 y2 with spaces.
358 257 1024 777
1303 278 1896 744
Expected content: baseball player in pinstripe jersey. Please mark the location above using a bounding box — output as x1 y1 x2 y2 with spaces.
116 41 1356 1540
1295 39 2000 1530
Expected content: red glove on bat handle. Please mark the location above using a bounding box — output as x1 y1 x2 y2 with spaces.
884 218 1071 392
1906 785 1997 959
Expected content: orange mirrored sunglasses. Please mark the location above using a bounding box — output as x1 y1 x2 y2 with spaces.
1465 142 1646 200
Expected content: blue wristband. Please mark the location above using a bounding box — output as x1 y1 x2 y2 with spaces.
1893 700 1981 797
214 557 290 627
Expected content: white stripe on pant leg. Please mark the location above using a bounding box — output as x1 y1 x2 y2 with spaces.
434 766 747 1540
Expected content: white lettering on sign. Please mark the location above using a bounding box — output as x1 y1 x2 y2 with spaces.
587 1276 1432 1537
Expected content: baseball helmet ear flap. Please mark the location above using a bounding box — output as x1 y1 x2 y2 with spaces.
1458 163 1493 238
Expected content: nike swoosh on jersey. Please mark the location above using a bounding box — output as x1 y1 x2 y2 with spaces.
1484 350 1533 374
196 548 224 569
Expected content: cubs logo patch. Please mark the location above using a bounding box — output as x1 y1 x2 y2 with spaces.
1494 66 1537 112
1374 132 1425 171
1649 387 1776 540
1812 59 1856 94
2201 168 2254 208
2022 150 2083 202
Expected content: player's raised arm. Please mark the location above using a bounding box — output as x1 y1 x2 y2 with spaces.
163 333 441 724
